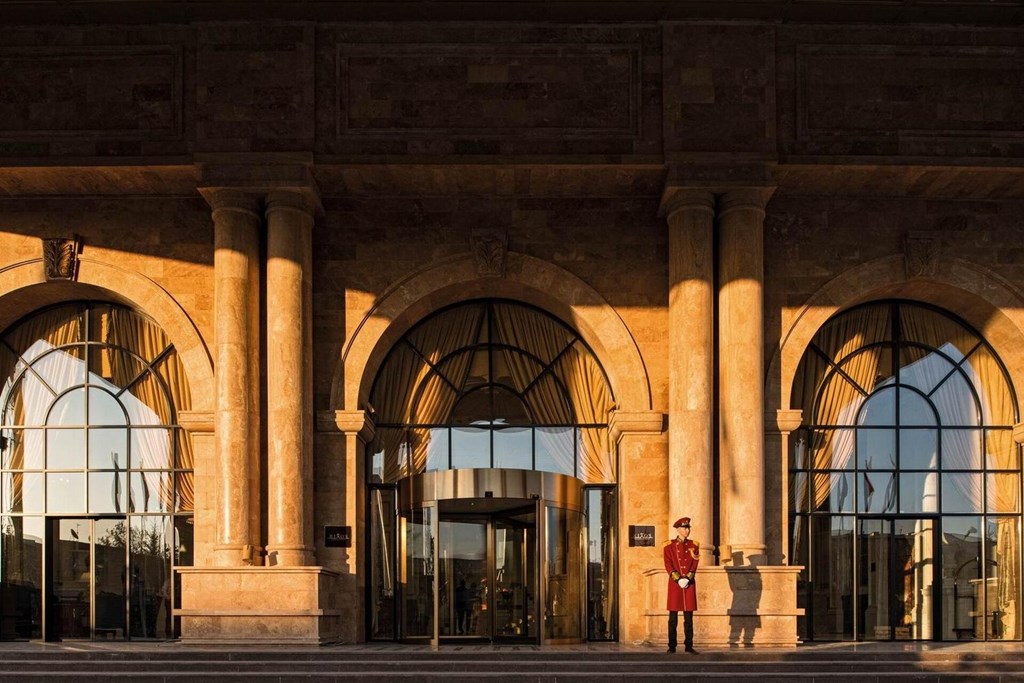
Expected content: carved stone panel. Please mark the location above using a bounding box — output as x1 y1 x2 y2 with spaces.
42 236 82 281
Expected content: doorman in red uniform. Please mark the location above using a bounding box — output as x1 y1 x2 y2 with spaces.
664 516 699 653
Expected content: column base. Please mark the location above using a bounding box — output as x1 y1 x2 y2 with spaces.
178 566 345 644
211 543 260 566
642 565 804 647
266 545 316 567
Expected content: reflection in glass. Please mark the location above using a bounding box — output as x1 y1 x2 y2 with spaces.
941 516 982 640
535 427 574 476
369 488 396 640
899 389 937 427
48 389 86 426
857 429 895 470
987 473 1020 513
401 507 434 639
899 472 938 514
891 518 935 640
545 506 582 639
88 388 126 426
943 429 983 470
121 373 170 427
585 487 616 641
32 346 86 395
899 346 952 396
451 427 490 469
438 520 488 638
420 428 449 472
941 473 983 514
858 387 895 426
986 517 1020 640
130 428 173 470
985 429 1017 471
899 429 937 469
932 372 979 426
88 471 126 514
46 428 85 469
809 429 854 470
494 427 531 470
130 472 172 514
819 472 853 513
0 515 43 639
89 428 128 469
3 473 44 514
52 519 92 639
812 516 853 640
46 473 85 513
93 519 126 638
129 516 172 639
858 471 895 513
494 514 536 638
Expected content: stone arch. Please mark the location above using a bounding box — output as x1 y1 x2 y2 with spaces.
337 251 651 414
769 254 1024 417
0 256 214 411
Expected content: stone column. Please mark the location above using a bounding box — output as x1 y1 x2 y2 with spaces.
663 189 716 549
208 190 262 567
265 190 316 567
718 187 774 566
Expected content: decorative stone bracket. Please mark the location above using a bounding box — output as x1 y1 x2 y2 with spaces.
317 409 375 443
608 410 666 444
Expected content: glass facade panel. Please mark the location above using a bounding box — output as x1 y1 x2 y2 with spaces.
900 429 938 469
857 429 895 470
899 472 939 514
128 516 172 639
810 430 855 470
369 488 396 640
941 516 983 640
451 427 490 469
585 487 616 641
400 507 434 639
944 429 984 470
46 428 85 470
791 302 1020 642
535 427 574 476
88 428 128 470
545 506 582 640
942 473 983 514
0 515 43 639
493 427 531 470
0 304 191 642
986 517 1021 640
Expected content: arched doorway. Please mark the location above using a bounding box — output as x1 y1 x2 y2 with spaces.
0 302 194 640
790 300 1021 642
365 299 617 644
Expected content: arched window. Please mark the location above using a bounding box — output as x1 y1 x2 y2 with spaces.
367 300 615 483
790 301 1021 642
0 302 194 639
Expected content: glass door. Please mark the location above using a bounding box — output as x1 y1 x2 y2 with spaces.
47 518 127 640
438 518 487 638
858 517 937 640
399 505 435 641
492 508 536 640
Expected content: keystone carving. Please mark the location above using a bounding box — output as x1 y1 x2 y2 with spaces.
471 230 508 278
42 236 82 281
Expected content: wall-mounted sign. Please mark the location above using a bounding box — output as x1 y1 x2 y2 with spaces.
324 525 352 548
628 525 655 547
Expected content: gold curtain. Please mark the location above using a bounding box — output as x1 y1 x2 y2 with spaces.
554 345 614 483
0 306 82 512
805 305 891 510
106 308 193 513
371 305 483 480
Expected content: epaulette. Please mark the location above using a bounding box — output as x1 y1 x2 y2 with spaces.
663 539 673 546
692 539 700 547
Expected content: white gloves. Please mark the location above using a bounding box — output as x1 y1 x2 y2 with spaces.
677 577 690 589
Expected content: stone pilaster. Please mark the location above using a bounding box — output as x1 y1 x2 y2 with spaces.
609 410 667 646
662 188 716 554
766 409 804 565
203 189 262 567
265 190 317 567
718 187 774 567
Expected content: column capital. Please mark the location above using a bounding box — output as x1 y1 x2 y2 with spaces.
609 410 665 444
767 409 804 436
659 186 716 219
317 409 376 443
1013 421 1024 445
718 186 777 216
178 410 215 434
199 188 262 218
197 160 323 216
266 189 319 219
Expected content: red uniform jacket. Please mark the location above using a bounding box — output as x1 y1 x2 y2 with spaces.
664 537 699 612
